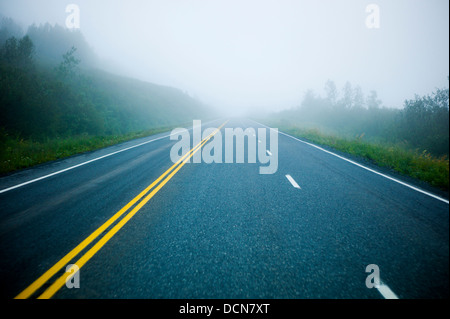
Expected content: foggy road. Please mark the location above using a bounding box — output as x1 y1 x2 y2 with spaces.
0 119 448 299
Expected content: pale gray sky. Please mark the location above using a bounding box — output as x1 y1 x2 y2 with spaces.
1 0 449 115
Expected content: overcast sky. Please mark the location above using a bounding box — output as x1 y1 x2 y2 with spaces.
1 0 449 115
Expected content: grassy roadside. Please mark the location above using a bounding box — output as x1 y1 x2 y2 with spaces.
0 125 183 176
272 124 449 192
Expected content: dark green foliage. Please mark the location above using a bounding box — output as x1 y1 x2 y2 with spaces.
0 35 34 69
277 126 449 191
265 80 449 190
272 80 449 157
26 22 97 68
0 126 177 174
56 46 80 78
0 18 210 174
0 20 209 139
0 17 23 44
398 88 449 156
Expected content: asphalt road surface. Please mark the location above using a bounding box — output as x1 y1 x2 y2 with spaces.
0 118 448 299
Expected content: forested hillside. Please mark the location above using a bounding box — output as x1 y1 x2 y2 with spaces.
0 17 211 174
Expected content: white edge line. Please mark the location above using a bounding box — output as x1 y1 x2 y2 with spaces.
0 119 226 194
266 150 272 156
251 120 449 205
286 174 301 189
0 134 170 194
377 281 399 299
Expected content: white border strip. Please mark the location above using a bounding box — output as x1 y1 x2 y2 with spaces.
0 134 171 194
0 119 225 194
286 174 301 189
251 120 449 205
377 281 399 299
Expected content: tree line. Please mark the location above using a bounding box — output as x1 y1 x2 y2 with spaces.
0 17 209 144
272 80 449 157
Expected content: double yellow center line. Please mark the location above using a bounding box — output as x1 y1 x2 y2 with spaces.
15 121 227 299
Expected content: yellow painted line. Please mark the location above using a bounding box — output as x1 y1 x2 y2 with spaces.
38 126 221 299
15 143 197 299
15 121 227 299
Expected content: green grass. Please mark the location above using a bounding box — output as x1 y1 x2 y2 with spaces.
3 121 448 192
0 125 179 175
275 125 449 191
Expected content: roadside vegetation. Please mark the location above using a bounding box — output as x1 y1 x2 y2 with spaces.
0 17 210 175
0 126 186 174
264 80 449 191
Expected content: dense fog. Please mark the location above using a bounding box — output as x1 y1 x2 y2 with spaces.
1 0 448 115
